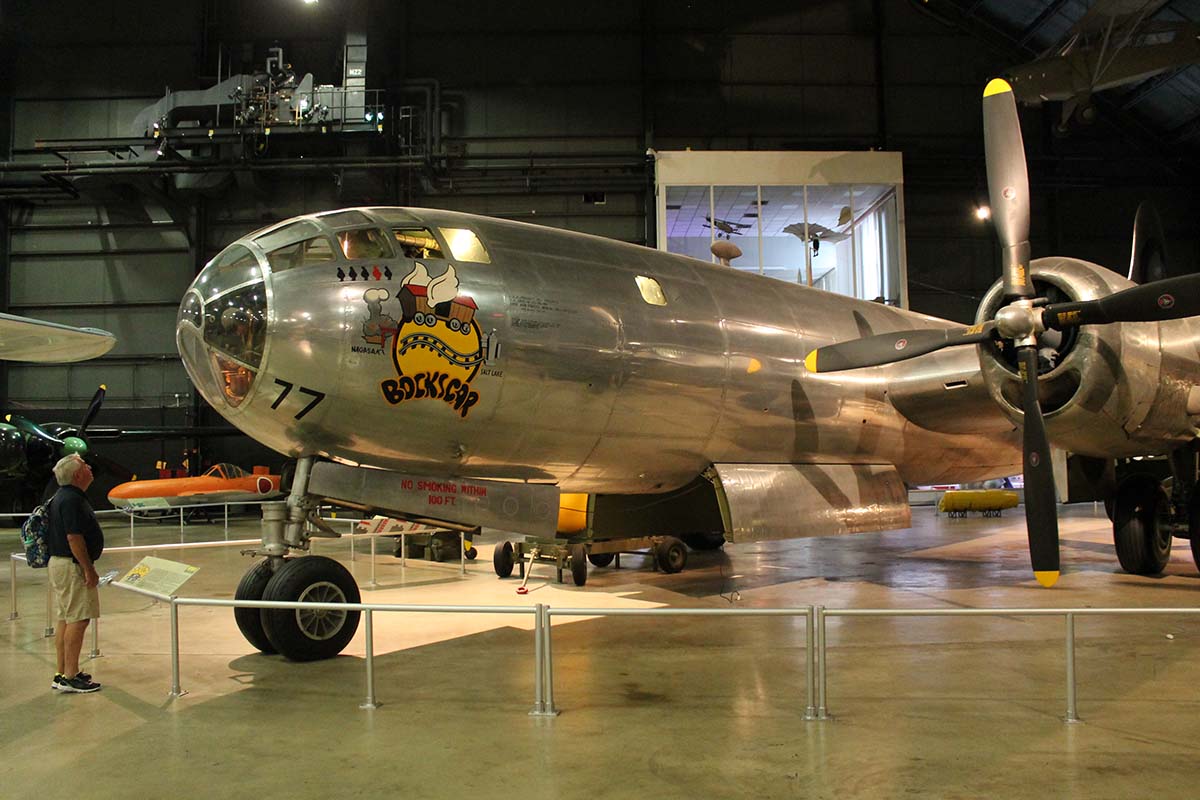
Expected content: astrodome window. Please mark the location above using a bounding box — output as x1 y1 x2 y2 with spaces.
338 227 394 260
635 275 668 306
267 235 336 271
440 227 491 264
392 227 445 260
194 245 261 300
202 282 267 369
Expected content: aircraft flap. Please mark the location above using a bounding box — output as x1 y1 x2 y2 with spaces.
308 461 560 538
710 463 909 543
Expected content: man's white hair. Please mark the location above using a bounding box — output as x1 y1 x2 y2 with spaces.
53 453 87 486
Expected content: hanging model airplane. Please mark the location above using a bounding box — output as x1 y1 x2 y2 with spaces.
702 215 752 238
173 82 1200 661
1002 0 1200 131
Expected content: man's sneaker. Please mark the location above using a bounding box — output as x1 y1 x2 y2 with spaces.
59 675 101 693
51 673 66 691
73 671 94 685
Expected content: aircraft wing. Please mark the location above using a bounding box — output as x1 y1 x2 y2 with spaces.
1070 0 1169 37
782 222 850 243
0 312 116 363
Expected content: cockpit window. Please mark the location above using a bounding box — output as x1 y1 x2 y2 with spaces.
178 292 202 328
392 227 444 259
202 282 267 368
267 235 336 271
253 220 323 253
194 245 261 300
338 227 394 260
317 210 372 228
440 227 491 264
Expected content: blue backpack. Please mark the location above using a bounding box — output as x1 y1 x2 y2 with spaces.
20 501 52 569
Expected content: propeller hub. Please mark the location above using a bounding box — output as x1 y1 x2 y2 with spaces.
994 301 1041 346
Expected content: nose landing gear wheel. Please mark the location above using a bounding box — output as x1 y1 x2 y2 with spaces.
260 556 361 661
234 559 277 654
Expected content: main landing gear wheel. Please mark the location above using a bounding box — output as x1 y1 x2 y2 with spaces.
1112 474 1171 575
465 546 478 561
260 556 361 662
570 544 588 586
655 536 688 574
493 541 515 578
587 552 615 568
235 559 278 654
1189 494 1200 574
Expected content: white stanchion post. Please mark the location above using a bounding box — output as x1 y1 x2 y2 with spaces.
224 504 229 539
369 535 377 587
89 618 100 658
8 556 18 620
1065 613 1080 723
543 606 558 716
805 605 816 720
129 511 135 545
816 605 828 720
460 531 466 576
169 599 186 697
530 603 545 715
361 609 379 709
44 580 54 637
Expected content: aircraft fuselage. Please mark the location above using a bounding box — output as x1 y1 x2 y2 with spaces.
178 207 1022 495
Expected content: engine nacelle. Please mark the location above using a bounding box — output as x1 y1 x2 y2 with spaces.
976 256 1199 458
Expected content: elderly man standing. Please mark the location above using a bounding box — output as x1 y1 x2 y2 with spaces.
47 453 104 693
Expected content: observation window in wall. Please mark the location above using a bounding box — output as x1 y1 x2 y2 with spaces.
393 228 445 260
440 228 491 263
267 236 336 272
338 227 394 260
636 276 668 306
662 182 901 306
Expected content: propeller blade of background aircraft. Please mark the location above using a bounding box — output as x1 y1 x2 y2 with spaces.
983 78 1034 299
77 384 106 436
1042 273 1200 330
804 322 997 373
1019 346 1060 587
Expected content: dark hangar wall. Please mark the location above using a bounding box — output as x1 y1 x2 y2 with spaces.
1 0 1196 481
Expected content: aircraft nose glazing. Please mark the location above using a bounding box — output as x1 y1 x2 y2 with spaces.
177 243 270 411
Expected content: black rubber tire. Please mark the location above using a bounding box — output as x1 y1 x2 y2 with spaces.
682 532 726 551
465 546 478 561
493 541 515 578
1113 474 1171 575
234 559 278 654
655 537 688 574
587 552 615 568
570 543 588 586
1189 494 1200 574
261 556 361 662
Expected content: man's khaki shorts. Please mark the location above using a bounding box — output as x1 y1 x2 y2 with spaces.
49 556 100 623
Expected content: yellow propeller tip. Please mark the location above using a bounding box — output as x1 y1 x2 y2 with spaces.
99 384 107 390
1034 570 1059 588
803 351 818 373
983 78 1013 98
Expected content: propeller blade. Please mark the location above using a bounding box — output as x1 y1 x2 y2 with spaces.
77 384 106 436
1018 347 1060 587
983 78 1033 299
1042 273 1200 330
804 322 996 373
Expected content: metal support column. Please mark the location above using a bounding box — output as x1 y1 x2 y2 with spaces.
88 618 100 658
1065 613 1080 723
169 599 186 697
816 604 828 719
44 580 54 636
805 605 816 720
530 603 546 715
